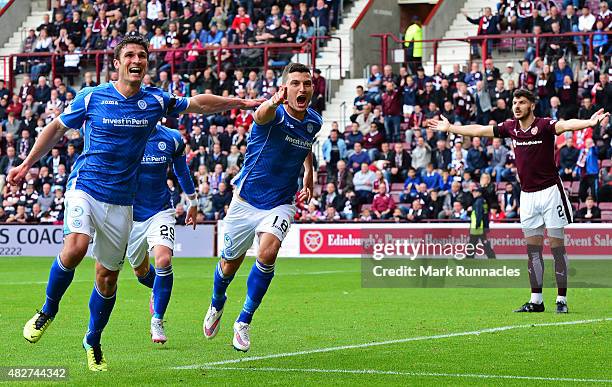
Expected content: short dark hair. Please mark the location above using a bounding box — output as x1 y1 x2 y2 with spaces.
113 35 149 61
281 62 311 84
513 88 536 103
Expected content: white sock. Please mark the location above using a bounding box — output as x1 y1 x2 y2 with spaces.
556 295 567 304
530 293 543 304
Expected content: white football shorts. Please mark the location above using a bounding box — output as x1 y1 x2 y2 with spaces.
520 181 573 234
63 189 133 271
126 208 176 269
221 195 296 261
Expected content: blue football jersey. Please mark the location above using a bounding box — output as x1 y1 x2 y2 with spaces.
59 82 189 205
233 105 322 210
133 125 195 222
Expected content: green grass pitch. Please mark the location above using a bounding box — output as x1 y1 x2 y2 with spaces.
0 257 611 386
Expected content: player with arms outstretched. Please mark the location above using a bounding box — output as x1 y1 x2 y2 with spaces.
9 35 262 371
127 123 198 344
429 88 608 313
203 63 321 352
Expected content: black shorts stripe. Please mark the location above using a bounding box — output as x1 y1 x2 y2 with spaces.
556 180 572 224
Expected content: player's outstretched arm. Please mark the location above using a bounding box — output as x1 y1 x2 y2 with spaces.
172 153 198 229
428 115 495 137
7 117 68 186
555 108 610 134
254 85 286 125
299 152 314 203
184 94 266 115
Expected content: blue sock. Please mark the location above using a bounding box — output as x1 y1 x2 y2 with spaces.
211 261 234 310
137 264 155 289
85 284 116 346
41 255 75 317
237 260 275 324
152 265 173 319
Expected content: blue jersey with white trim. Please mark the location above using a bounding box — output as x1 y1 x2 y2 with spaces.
59 82 189 205
232 105 322 210
133 125 195 222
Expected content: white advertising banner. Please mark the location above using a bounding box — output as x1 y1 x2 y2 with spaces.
0 224 215 257
217 222 612 259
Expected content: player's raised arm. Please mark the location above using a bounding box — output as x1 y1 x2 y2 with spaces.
299 151 314 203
172 146 198 230
183 94 266 115
428 115 495 137
555 108 610 134
7 117 69 186
253 85 287 125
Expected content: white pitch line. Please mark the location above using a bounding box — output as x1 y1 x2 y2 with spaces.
200 366 612 384
0 270 355 285
174 318 612 369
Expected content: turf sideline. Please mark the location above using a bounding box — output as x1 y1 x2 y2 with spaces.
174 317 612 369
199 366 612 384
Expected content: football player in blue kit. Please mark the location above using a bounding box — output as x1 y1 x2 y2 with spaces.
203 63 322 352
9 35 263 371
127 123 198 344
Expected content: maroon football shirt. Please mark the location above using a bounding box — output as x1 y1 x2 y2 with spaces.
493 117 560 192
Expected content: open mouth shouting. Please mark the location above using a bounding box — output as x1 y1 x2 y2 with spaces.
128 66 143 78
296 94 308 109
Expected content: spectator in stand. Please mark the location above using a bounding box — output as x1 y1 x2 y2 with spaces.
575 138 600 201
312 0 330 36
37 183 53 212
559 136 580 181
351 85 368 119
592 73 612 113
312 69 326 113
345 124 363 153
422 163 442 191
485 137 509 182
546 95 562 120
453 82 475 124
353 162 376 205
211 181 232 219
484 59 500 90
500 62 519 90
589 20 610 59
558 75 578 119
465 137 487 176
363 122 384 161
475 80 492 125
575 196 602 221
329 159 354 195
322 129 346 176
578 5 596 56
371 182 395 219
502 182 518 218
16 129 34 161
388 142 411 183
463 7 499 58
321 182 344 214
554 57 573 90
517 0 535 32
366 65 383 104
0 146 22 192
596 1 612 30
354 103 374 135
406 199 430 222
411 136 432 174
400 168 420 203
348 142 370 173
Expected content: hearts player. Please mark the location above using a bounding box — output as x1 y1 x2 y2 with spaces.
429 88 608 314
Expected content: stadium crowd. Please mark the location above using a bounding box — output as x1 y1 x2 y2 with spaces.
1 0 611 224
